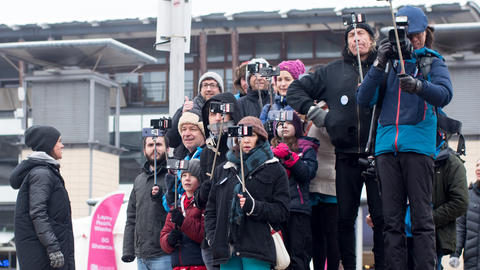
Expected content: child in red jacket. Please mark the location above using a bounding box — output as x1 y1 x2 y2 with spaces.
155 159 206 270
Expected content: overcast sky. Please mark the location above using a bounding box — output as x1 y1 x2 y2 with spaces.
1 0 477 26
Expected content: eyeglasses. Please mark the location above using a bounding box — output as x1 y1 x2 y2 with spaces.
201 83 219 89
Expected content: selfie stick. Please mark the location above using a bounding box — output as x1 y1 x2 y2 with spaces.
209 114 225 180
153 136 158 185
351 13 364 82
239 144 246 192
387 0 406 74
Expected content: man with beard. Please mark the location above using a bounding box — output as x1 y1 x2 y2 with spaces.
122 135 171 269
287 23 384 270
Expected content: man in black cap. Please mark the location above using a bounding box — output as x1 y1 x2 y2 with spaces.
287 23 384 270
10 125 75 269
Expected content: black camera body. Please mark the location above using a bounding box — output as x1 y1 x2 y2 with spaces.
227 125 253 137
358 156 376 180
210 102 234 114
142 117 172 138
388 16 413 60
167 159 189 170
342 12 366 26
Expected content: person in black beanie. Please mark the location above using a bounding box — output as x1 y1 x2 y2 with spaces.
10 125 75 269
287 22 385 270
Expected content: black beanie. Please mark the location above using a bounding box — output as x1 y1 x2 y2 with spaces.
25 125 61 154
344 23 375 45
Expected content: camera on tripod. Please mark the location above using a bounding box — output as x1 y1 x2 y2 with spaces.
210 102 234 114
227 125 253 137
142 117 172 137
388 16 413 60
342 12 366 26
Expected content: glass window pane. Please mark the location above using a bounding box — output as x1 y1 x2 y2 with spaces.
143 71 167 102
225 68 233 92
115 73 141 105
207 36 225 62
255 35 281 60
185 70 194 99
239 36 253 62
117 131 143 184
287 34 313 59
0 135 20 186
315 32 343 58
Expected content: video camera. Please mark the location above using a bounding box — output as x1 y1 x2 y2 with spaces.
388 16 413 60
210 101 234 114
227 125 253 137
342 12 366 26
166 159 189 170
142 117 172 137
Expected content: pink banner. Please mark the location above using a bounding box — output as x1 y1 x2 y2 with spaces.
87 192 125 270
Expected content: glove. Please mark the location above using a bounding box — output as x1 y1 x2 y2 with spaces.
167 229 183 248
448 256 460 268
150 184 162 202
272 143 290 159
121 255 135 263
374 39 392 70
242 192 255 215
170 208 185 227
283 152 300 168
48 251 64 268
165 173 176 206
399 74 423 94
307 105 328 128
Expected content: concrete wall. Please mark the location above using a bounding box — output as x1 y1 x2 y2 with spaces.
21 147 119 218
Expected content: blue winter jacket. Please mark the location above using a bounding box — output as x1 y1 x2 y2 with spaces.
357 47 453 157
259 94 293 124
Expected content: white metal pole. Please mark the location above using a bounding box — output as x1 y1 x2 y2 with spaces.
356 205 363 270
168 0 186 116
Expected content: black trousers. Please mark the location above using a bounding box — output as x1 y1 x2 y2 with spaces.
376 152 436 270
311 202 340 270
335 153 384 270
282 212 312 270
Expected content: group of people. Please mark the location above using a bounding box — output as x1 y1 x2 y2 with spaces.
8 5 480 270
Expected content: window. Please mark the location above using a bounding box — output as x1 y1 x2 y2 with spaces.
239 36 253 61
116 131 143 184
142 71 167 103
115 73 140 104
315 32 343 58
255 34 281 60
287 33 313 59
185 70 194 99
0 135 20 186
225 68 233 92
207 36 226 62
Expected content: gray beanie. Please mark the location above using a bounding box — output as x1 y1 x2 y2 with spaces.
185 159 202 181
198 71 224 93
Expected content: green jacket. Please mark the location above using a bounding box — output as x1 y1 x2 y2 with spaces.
432 147 469 254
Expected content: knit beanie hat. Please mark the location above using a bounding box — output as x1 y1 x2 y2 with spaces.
277 60 306 80
198 71 224 93
397 6 428 34
178 112 206 139
183 159 202 182
237 116 268 142
24 125 61 154
344 23 375 45
274 111 303 138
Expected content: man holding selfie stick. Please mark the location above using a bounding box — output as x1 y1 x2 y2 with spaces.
357 5 453 270
287 14 384 270
122 130 171 269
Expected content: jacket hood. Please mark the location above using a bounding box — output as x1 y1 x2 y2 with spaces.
10 157 56 189
298 136 320 153
202 92 242 136
142 159 167 175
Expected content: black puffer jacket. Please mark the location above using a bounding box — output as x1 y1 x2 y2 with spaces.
238 88 270 118
196 92 243 209
287 51 376 153
454 182 480 270
10 156 75 270
204 158 290 266
123 161 169 259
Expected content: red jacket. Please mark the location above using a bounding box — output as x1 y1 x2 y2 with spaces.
160 195 205 267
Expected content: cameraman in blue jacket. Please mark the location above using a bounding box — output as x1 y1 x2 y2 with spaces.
357 6 453 270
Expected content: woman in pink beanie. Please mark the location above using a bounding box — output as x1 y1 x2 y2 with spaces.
260 59 306 126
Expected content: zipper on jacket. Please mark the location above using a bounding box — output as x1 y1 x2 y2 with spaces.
357 75 362 153
297 184 304 204
395 84 402 153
